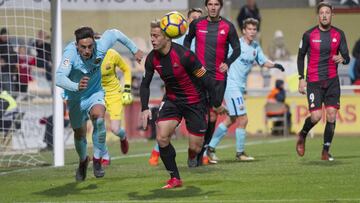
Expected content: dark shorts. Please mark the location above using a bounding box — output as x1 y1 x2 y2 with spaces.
157 100 208 136
207 80 226 111
307 77 340 112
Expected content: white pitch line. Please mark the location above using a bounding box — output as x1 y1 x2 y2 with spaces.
0 137 293 176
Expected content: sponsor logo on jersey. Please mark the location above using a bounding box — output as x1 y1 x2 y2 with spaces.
199 30 208 33
312 39 322 43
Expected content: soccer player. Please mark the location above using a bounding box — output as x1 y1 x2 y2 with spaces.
148 7 203 167
140 20 222 189
56 27 143 181
100 48 133 166
206 18 284 163
296 2 350 161
184 0 241 166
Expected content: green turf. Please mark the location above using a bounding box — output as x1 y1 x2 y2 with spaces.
0 136 360 202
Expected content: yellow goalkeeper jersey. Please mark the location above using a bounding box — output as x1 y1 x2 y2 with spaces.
101 49 131 95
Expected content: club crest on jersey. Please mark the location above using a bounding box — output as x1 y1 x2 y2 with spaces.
220 29 226 35
332 38 337 43
94 57 102 64
173 63 179 68
253 50 256 56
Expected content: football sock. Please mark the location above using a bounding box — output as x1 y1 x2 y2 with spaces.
74 136 87 161
300 117 317 138
115 128 126 140
235 128 246 153
208 122 228 149
323 121 336 152
197 120 216 159
159 143 180 179
92 118 107 159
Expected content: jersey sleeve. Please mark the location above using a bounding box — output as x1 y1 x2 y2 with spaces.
98 29 138 55
55 45 79 92
140 54 154 111
297 32 310 79
339 30 350 65
255 44 268 66
225 23 240 67
184 20 197 48
112 50 132 85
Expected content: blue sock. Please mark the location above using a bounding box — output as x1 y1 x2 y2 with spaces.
153 143 159 152
235 128 246 153
208 123 228 149
74 136 87 161
115 128 126 140
92 118 107 159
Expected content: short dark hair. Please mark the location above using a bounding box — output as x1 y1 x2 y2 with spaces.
242 18 259 29
187 8 203 18
317 2 333 13
74 26 94 43
0 27 7 35
205 0 223 7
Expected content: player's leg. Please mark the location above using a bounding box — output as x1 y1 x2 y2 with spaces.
296 82 323 156
322 78 340 161
184 102 208 167
157 100 182 189
68 101 90 181
235 114 254 161
106 94 129 155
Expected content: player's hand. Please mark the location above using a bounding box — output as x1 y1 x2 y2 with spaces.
122 84 133 105
274 63 285 72
332 54 344 64
141 109 152 130
219 62 228 73
78 76 89 91
298 79 307 95
213 105 228 115
134 50 144 64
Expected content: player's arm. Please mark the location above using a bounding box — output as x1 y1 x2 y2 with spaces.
100 29 143 63
55 47 80 92
256 45 285 71
297 32 310 95
297 32 310 80
183 20 196 48
114 50 133 105
225 23 241 67
140 56 155 129
183 51 221 108
335 30 350 65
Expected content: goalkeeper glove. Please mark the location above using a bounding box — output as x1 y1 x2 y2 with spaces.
122 84 133 105
274 63 285 72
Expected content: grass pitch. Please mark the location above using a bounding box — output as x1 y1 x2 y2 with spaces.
1 135 360 202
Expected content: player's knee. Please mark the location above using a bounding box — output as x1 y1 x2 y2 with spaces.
156 135 170 147
326 111 337 123
310 112 322 123
223 116 235 127
237 115 248 128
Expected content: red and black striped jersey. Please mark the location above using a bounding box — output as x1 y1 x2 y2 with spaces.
184 16 240 81
140 43 209 110
297 26 350 82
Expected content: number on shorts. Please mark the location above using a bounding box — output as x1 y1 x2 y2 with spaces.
309 93 315 103
236 96 244 105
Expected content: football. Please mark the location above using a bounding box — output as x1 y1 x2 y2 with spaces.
160 11 188 39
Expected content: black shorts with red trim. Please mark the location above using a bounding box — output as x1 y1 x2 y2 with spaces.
157 99 208 136
306 77 340 112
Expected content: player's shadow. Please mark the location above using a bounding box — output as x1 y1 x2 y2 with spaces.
34 182 97 197
301 160 345 166
127 186 217 200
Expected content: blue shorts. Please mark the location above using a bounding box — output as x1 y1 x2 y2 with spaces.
68 91 105 129
224 86 246 117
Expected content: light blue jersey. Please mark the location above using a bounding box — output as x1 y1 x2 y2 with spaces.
56 29 138 101
225 37 267 116
227 37 267 92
